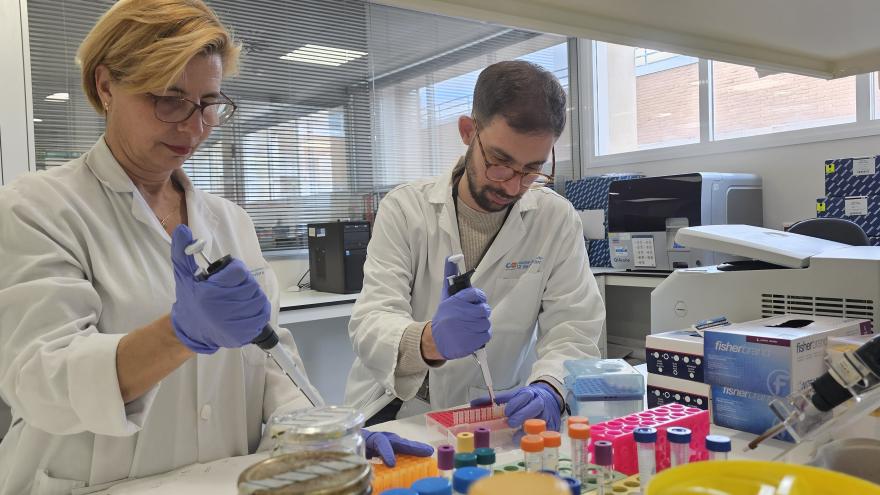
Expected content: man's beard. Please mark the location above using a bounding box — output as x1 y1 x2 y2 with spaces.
462 145 522 212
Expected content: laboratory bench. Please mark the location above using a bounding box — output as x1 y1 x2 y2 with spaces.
93 410 797 494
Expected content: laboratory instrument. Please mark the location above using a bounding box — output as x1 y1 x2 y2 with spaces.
593 440 613 495
540 431 561 471
446 253 496 405
667 427 691 468
633 427 657 490
705 435 731 461
520 434 545 472
185 238 324 407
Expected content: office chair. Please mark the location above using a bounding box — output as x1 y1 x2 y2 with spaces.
788 218 870 246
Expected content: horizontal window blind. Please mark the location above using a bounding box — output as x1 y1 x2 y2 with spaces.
28 0 573 251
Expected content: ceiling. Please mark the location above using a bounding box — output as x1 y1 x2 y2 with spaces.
376 0 880 79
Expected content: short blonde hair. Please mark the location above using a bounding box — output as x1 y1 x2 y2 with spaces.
77 0 241 114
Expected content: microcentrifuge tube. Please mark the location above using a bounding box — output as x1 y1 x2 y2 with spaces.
667 427 691 468
633 427 657 492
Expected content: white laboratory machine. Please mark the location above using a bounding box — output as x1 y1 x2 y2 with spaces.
652 224 880 333
607 173 763 271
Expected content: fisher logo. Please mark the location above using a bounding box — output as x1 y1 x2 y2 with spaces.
796 337 826 353
767 369 790 396
714 340 771 357
505 256 544 271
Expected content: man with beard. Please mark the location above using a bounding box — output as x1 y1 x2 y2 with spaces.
345 61 605 435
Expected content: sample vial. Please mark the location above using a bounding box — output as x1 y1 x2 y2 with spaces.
437 445 455 481
540 431 562 472
452 467 491 494
667 427 692 468
474 427 491 449
593 440 613 495
474 447 496 473
523 419 547 435
412 477 453 495
633 427 657 492
456 432 475 453
520 434 545 472
453 452 477 469
567 423 590 484
567 416 589 429
705 435 731 461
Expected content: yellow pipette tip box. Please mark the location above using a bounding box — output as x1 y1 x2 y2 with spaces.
371 455 438 493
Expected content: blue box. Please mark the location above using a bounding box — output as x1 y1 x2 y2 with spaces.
565 173 644 210
817 196 880 236
710 385 794 442
870 237 880 247
564 359 645 423
588 239 611 267
824 157 880 197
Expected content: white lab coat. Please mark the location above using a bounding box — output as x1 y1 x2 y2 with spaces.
344 166 605 418
0 138 318 495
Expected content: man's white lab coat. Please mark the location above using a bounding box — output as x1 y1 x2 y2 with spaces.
0 138 317 494
344 166 605 418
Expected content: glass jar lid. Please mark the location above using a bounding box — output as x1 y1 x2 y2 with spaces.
238 451 371 495
270 406 365 443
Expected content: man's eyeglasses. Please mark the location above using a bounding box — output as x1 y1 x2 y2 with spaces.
147 91 237 127
474 131 555 188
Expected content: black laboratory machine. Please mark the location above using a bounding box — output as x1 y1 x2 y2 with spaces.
606 172 763 271
307 221 371 294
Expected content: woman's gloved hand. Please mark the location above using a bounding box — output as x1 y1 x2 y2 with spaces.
361 430 434 467
430 257 492 360
170 224 270 354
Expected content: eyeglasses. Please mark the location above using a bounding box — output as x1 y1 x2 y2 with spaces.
147 91 237 127
474 131 555 188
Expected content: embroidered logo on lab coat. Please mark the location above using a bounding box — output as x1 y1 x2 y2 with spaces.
504 256 543 270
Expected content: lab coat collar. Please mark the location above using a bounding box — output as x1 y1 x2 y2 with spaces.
84 135 219 243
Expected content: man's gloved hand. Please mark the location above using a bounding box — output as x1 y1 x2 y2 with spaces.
430 257 492 360
471 382 563 432
170 224 271 354
361 430 434 467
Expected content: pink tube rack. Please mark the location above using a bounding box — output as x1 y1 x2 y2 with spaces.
587 403 710 475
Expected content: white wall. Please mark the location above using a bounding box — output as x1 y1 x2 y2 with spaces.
587 134 880 230
0 0 34 184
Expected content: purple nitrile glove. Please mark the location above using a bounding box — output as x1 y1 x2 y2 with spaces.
430 257 492 360
361 429 435 467
170 224 271 354
471 382 563 434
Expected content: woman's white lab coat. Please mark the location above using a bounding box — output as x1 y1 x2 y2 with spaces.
0 138 317 495
344 166 605 418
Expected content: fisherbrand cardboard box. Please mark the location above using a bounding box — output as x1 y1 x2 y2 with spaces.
703 315 873 440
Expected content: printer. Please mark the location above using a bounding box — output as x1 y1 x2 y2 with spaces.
652 224 880 333
607 173 763 271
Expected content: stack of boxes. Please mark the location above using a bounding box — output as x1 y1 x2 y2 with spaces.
565 173 644 267
818 157 880 245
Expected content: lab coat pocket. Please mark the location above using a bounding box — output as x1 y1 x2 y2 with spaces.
30 470 86 495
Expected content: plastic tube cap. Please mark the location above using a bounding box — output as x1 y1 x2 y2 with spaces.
560 476 581 495
437 444 455 470
540 431 562 448
594 440 613 466
520 434 545 453
474 427 491 449
524 419 547 435
456 432 475 453
452 467 491 494
474 447 496 465
667 427 692 444
567 416 589 428
633 426 658 443
469 472 570 495
454 452 478 468
411 477 453 495
705 434 732 452
568 423 590 440
380 490 419 495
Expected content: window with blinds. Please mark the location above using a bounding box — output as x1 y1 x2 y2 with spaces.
27 0 572 251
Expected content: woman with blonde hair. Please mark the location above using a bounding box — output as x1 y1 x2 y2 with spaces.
0 1 429 493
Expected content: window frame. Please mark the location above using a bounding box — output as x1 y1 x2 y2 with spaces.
583 41 880 169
